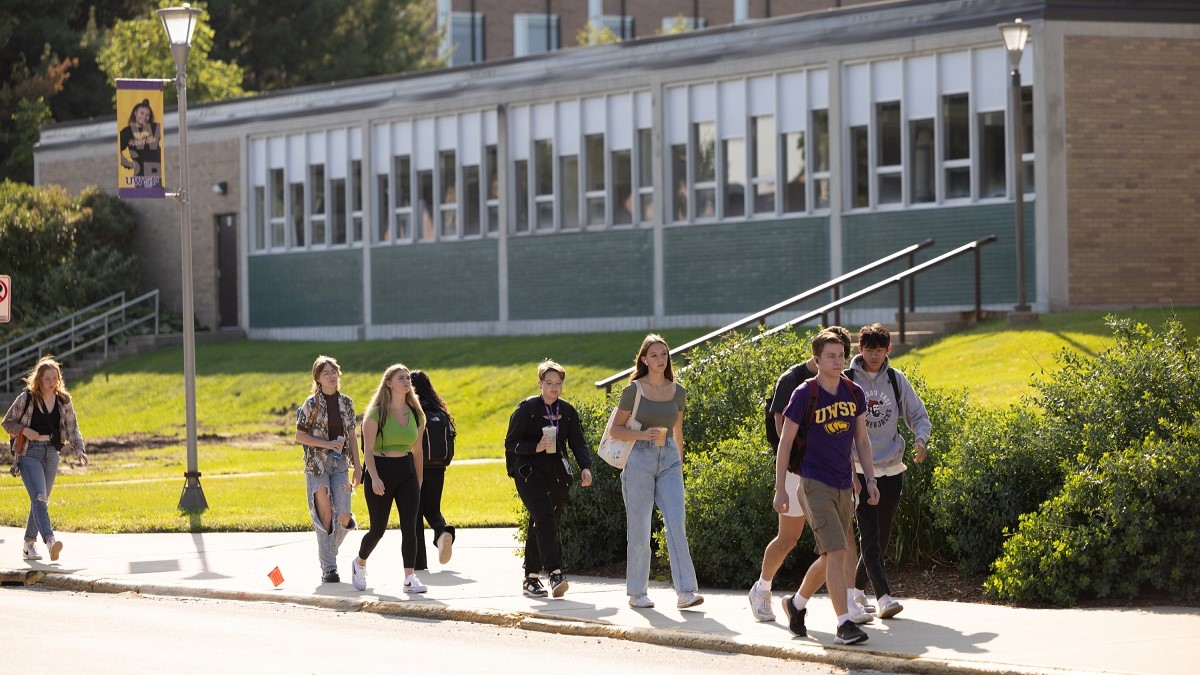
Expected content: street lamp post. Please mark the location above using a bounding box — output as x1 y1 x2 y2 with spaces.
159 3 207 513
999 18 1032 315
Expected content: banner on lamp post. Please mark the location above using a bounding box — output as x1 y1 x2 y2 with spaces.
116 79 166 199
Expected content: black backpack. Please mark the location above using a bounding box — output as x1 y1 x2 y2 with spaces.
422 406 456 468
764 363 812 451
844 366 903 418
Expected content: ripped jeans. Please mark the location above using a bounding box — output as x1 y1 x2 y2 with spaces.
304 452 355 575
19 442 59 543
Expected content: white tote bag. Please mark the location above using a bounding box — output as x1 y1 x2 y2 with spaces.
597 382 644 469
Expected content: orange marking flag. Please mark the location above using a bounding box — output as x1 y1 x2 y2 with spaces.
267 566 284 587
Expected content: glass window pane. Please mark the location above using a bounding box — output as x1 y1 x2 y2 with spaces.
560 155 579 229
585 134 605 192
877 102 901 167
671 144 687 222
331 178 346 244
254 186 265 250
811 110 829 173
463 165 481 236
637 129 652 189
692 122 716 183
394 156 411 208
909 119 935 203
752 116 776 179
851 125 869 208
376 175 390 242
291 182 305 246
310 165 325 214
612 149 632 225
979 111 1006 198
417 170 434 240
534 140 553 197
723 138 745 218
782 131 805 213
270 169 284 218
396 212 410 241
946 166 971 199
440 151 457 205
694 187 716 218
639 193 654 223
943 94 970 161
879 174 902 204
536 201 554 230
514 159 529 232
814 178 830 209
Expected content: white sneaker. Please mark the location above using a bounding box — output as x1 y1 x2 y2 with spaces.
878 598 904 619
22 542 41 561
403 573 427 594
351 558 367 591
436 532 453 565
628 594 655 609
849 600 875 624
748 581 776 622
47 538 63 562
677 591 704 609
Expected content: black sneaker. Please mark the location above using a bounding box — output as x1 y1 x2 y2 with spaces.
321 570 340 583
781 594 807 637
549 571 569 598
835 619 869 645
522 576 548 598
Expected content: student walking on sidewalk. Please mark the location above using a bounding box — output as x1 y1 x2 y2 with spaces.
505 359 593 599
353 364 428 594
295 355 362 583
411 370 458 570
3 356 88 563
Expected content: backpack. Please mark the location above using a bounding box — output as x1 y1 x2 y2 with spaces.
786 374 855 475
844 366 903 418
764 363 812 451
422 406 456 468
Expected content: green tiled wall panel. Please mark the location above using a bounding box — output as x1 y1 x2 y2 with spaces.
248 250 363 327
841 203 1035 309
508 230 653 320
664 217 831 316
371 240 499 323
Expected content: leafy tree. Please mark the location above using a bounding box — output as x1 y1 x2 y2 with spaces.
96 0 246 107
577 22 622 46
658 16 697 36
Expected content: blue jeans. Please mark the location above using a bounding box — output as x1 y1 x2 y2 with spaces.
621 439 698 597
304 453 354 574
19 442 59 543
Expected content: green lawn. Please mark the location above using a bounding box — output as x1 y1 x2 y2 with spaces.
5 308 1195 533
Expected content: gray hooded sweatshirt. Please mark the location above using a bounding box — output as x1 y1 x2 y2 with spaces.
847 354 932 475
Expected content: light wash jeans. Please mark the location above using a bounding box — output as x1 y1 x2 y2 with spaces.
19 442 59 543
305 452 354 575
621 438 698 597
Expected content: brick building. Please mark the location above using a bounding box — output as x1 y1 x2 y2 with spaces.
33 0 1200 339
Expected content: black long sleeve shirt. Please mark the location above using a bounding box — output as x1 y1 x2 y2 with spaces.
504 395 592 478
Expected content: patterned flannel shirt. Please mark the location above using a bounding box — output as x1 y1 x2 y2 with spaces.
295 391 356 477
2 389 87 456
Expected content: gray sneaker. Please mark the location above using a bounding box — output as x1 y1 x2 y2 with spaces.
749 581 776 622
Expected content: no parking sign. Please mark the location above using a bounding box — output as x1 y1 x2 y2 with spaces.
0 275 10 323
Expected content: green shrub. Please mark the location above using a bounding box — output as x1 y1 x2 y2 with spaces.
931 405 1061 573
985 429 1200 605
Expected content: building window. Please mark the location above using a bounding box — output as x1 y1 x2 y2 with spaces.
978 110 1006 199
723 137 745 218
636 128 653 223
751 115 776 215
692 121 716 219
448 12 485 66
417 169 434 241
376 174 390 243
909 119 935 203
439 150 457 238
782 131 805 213
513 159 530 233
612 148 632 225
515 14 559 56
534 139 554 230
308 164 325 245
600 15 634 40
559 153 579 229
393 155 412 242
331 177 347 244
350 160 363 243
584 133 605 225
662 16 706 30
811 109 830 209
291 181 306 247
253 186 265 251
876 101 901 205
849 125 868 209
270 169 286 248
943 93 970 199
670 144 687 222
1021 85 1034 194
485 145 499 233
463 164 481 236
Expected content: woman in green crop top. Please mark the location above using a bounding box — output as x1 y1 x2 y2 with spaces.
351 363 429 594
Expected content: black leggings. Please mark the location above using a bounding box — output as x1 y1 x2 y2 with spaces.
854 471 904 597
359 454 420 568
415 465 455 570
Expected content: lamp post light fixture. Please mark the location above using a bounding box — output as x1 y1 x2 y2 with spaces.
159 3 208 513
999 17 1032 315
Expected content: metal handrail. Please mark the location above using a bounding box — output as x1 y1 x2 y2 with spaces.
753 235 998 344
596 239 935 392
1 290 159 392
0 291 125 352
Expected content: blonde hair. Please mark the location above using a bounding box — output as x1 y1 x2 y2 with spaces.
25 356 70 402
366 363 423 427
537 359 566 382
310 354 341 394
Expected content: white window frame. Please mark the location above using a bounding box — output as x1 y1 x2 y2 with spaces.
514 14 559 56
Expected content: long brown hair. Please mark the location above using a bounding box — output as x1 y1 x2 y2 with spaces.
310 354 341 394
410 370 453 426
629 333 674 382
366 363 423 428
25 356 70 402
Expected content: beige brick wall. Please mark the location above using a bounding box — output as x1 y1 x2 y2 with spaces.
36 137 240 331
1064 35 1200 307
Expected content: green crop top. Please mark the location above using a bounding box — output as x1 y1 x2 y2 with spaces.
367 405 425 454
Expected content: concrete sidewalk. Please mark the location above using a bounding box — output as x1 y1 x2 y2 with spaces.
2 526 1193 674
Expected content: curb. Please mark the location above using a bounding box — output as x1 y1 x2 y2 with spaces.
17 571 1077 675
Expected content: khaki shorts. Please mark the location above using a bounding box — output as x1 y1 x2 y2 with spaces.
798 476 854 555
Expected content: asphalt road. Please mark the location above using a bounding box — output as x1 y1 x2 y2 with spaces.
9 587 885 675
